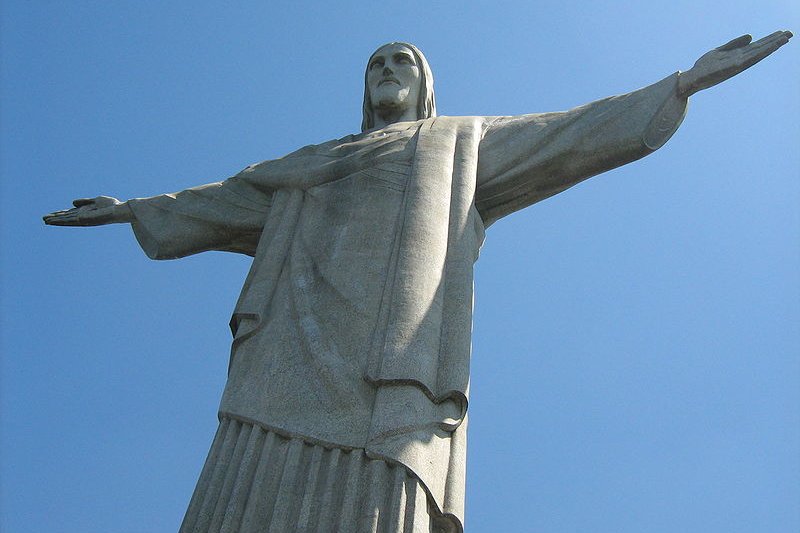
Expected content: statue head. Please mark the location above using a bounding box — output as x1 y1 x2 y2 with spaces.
361 42 436 132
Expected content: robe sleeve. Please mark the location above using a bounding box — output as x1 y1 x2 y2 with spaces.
475 72 688 225
127 175 273 259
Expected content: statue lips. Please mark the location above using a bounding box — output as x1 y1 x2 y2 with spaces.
378 77 400 86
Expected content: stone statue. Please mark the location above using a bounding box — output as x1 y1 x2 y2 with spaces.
44 32 792 533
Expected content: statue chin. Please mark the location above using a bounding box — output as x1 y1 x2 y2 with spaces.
372 87 411 108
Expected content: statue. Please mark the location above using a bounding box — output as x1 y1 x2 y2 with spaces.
44 32 792 533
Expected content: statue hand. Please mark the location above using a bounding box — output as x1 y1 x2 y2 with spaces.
678 30 792 97
43 196 132 226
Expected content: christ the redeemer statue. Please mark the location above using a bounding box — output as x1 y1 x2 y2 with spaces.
45 32 791 533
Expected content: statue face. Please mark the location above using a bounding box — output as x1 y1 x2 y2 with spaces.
367 43 421 114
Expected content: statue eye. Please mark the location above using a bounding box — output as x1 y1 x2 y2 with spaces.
369 58 384 70
396 55 413 65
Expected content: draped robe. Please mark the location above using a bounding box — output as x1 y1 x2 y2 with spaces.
126 73 687 532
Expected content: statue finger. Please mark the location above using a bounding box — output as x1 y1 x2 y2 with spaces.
43 212 79 226
44 207 83 221
750 30 793 47
740 31 793 66
45 209 74 217
73 198 95 207
47 211 78 221
718 34 752 51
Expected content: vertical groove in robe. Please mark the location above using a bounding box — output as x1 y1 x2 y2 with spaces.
219 425 265 532
418 476 436 532
238 430 280 530
190 419 242 533
336 449 366 529
402 477 417 531
180 417 230 533
208 423 252 531
360 459 389 533
268 437 304 532
386 464 408 532
296 444 324 530
181 417 447 532
315 446 343 528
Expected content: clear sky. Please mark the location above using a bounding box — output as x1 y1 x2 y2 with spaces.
2 1 798 532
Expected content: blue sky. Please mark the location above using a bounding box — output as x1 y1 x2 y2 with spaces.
2 1 798 532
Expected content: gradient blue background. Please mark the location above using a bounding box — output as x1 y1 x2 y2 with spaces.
2 2 798 531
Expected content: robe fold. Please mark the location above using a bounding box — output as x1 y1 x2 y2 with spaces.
127 73 686 532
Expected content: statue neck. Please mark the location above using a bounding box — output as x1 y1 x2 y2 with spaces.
371 104 419 130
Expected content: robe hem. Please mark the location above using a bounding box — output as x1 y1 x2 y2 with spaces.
219 411 464 533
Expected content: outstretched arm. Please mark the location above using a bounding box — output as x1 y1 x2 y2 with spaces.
475 30 792 225
678 31 792 97
43 178 273 259
476 72 688 224
43 196 132 226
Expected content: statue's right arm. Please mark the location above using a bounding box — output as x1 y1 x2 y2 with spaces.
43 196 132 226
44 177 274 259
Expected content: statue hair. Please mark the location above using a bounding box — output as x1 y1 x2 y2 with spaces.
361 42 437 132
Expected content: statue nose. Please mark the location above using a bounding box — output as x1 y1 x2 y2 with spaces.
382 66 393 76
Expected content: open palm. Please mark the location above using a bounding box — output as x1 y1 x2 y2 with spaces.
679 31 792 96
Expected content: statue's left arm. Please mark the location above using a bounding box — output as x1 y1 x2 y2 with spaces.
678 31 791 97
475 31 791 225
